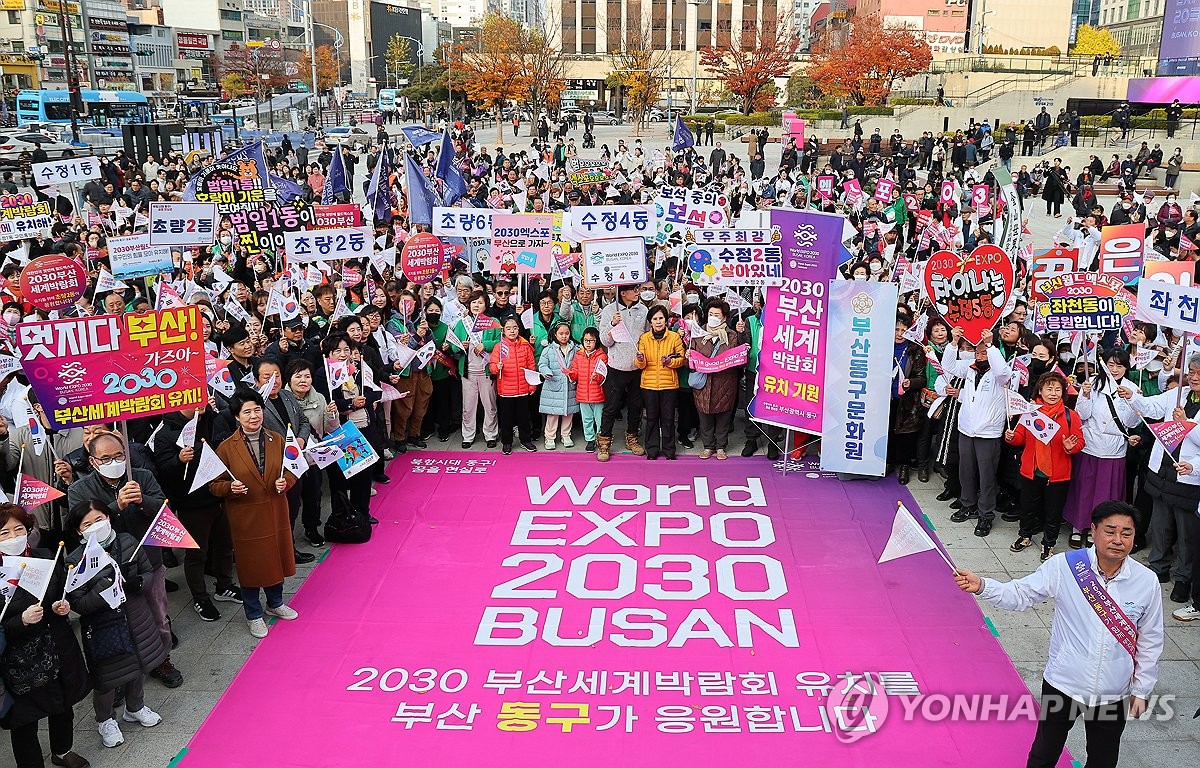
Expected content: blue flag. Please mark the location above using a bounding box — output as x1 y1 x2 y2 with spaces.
183 140 270 202
672 115 695 153
404 152 439 227
271 173 304 204
322 147 349 204
399 125 442 147
367 147 395 223
435 127 467 207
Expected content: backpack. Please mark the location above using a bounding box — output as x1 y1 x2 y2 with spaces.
323 489 373 544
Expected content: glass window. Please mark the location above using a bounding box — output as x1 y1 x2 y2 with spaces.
220 9 242 21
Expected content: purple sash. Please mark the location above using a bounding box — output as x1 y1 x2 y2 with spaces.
1064 549 1137 658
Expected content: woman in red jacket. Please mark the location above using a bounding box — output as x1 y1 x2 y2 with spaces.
566 327 608 452
489 316 538 454
1005 370 1086 561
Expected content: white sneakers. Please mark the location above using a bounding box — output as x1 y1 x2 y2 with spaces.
122 706 162 727
98 718 124 748
266 603 299 621
101 706 162 747
247 618 268 638
562 437 575 448
545 438 556 450
1172 604 1200 622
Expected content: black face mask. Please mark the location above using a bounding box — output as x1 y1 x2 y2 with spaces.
426 314 441 326
1027 359 1049 380
975 358 991 373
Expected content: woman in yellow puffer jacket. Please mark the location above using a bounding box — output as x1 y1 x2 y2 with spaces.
636 305 686 460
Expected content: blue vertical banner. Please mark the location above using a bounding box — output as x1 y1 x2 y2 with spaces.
819 280 897 477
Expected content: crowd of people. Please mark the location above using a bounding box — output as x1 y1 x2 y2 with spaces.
0 98 1194 767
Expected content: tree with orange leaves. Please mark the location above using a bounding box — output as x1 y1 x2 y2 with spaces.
699 16 801 115
808 15 932 106
445 12 533 142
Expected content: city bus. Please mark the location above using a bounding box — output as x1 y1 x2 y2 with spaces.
378 88 400 113
16 89 150 126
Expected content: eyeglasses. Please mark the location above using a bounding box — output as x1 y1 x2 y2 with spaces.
94 452 126 465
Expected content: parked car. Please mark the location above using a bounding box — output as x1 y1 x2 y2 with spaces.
589 110 622 126
0 132 88 170
322 125 374 146
225 99 256 111
647 109 679 123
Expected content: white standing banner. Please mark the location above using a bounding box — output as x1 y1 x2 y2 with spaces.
284 226 373 262
581 237 648 288
562 204 655 242
32 157 101 187
820 280 897 477
149 202 218 246
432 207 510 238
107 233 174 280
1136 277 1200 335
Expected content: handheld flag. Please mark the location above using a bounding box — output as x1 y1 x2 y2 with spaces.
322 146 348 204
436 127 468 206
367 146 395 223
66 534 116 592
16 397 45 457
523 368 542 386
404 152 438 227
256 372 278 401
304 439 345 469
672 115 696 152
282 425 309 477
208 360 236 397
13 556 55 601
176 411 201 449
189 441 233 493
326 359 352 389
1147 419 1197 457
414 340 437 369
878 503 941 565
1005 389 1041 416
140 503 200 549
1018 411 1062 445
95 268 128 293
16 475 64 510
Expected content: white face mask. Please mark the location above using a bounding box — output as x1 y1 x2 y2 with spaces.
0 535 27 556
2 311 19 325
707 315 723 328
853 274 868 281
686 293 700 304
640 291 655 302
84 519 112 544
96 459 126 480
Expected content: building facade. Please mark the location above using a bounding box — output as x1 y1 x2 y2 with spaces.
1098 0 1165 60
855 0 967 53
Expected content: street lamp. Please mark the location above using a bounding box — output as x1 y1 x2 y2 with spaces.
687 0 709 116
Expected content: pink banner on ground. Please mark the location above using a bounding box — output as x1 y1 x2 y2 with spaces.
182 454 1071 768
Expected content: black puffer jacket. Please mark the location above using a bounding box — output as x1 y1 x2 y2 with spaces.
66 533 167 692
0 548 91 729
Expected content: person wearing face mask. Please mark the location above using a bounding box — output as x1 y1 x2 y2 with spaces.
688 300 749 460
635 306 685 460
65 500 167 750
596 285 650 460
0 391 84 544
941 327 1015 538
0 503 91 768
418 297 459 444
66 433 179 690
0 301 22 345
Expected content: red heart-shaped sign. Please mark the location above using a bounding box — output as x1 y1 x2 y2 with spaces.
922 244 1016 345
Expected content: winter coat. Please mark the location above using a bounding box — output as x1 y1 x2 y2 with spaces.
1006 402 1084 482
489 337 537 397
67 533 167 692
566 347 608 404
690 332 748 414
210 429 297 588
538 342 581 415
67 468 167 569
0 548 91 730
1041 167 1066 204
891 341 929 434
636 330 686 391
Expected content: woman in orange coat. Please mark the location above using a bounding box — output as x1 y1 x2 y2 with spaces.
636 305 685 460
209 388 299 639
1005 370 1086 562
488 316 537 455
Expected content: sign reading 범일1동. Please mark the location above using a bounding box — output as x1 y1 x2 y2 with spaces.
581 237 647 288
32 156 101 187
149 201 218 246
820 281 897 477
17 306 208 430
284 226 373 262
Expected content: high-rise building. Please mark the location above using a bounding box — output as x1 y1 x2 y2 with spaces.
547 0 792 56
855 0 968 53
968 0 1073 52
1097 0 1166 60
439 0 488 26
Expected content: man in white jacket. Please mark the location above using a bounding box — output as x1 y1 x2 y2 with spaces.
941 326 1013 537
955 501 1163 768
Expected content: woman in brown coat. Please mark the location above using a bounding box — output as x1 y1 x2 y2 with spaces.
210 388 299 639
689 300 750 459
